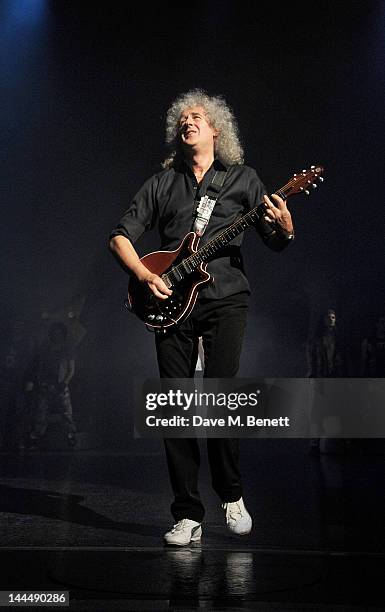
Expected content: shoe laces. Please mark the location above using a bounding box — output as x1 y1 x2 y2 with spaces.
171 519 189 533
222 499 244 522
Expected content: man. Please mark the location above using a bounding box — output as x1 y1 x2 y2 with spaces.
28 322 77 448
109 89 294 545
307 308 346 454
307 309 344 378
361 315 385 376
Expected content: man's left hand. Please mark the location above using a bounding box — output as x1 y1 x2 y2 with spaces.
263 194 294 235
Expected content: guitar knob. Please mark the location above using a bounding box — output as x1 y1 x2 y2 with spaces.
156 315 164 321
147 314 155 321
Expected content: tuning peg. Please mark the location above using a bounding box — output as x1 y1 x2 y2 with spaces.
311 165 315 169
318 176 324 182
305 189 310 195
312 183 317 189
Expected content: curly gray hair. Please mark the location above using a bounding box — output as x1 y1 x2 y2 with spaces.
162 89 244 168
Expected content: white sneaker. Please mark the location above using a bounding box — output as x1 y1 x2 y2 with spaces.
164 519 202 546
222 497 252 535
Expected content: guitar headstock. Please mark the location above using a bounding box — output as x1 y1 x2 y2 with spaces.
277 165 324 199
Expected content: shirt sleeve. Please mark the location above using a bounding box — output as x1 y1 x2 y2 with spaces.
109 174 160 244
246 167 294 253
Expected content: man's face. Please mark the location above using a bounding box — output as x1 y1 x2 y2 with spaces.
178 106 218 152
324 311 336 327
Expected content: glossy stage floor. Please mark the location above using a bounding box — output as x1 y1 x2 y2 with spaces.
0 439 384 610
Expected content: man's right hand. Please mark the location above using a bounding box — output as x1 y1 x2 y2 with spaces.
109 236 172 300
139 271 172 300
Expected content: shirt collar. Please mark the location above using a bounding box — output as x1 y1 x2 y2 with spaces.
179 158 229 174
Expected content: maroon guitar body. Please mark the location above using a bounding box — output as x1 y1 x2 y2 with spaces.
127 166 324 330
127 232 211 329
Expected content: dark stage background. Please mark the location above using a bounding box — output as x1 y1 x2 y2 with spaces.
1 1 384 445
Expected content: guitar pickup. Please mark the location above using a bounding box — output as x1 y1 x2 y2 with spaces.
168 267 183 283
161 274 173 289
181 261 193 274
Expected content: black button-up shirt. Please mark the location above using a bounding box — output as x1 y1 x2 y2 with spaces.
110 160 291 299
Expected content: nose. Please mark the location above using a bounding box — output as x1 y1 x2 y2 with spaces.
185 114 193 126
180 115 192 133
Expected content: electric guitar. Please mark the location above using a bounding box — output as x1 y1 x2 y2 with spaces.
126 165 324 330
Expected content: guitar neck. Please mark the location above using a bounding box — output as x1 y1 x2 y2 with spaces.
187 165 323 266
192 203 263 265
164 166 323 281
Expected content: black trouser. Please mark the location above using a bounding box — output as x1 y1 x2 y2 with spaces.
155 292 248 523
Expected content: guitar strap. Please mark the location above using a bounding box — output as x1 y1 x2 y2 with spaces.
192 168 228 237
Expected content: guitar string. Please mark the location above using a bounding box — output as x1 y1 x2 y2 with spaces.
163 170 320 284
164 172 317 282
165 182 292 279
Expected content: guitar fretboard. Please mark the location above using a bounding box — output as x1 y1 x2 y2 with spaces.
163 203 263 285
162 166 323 287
